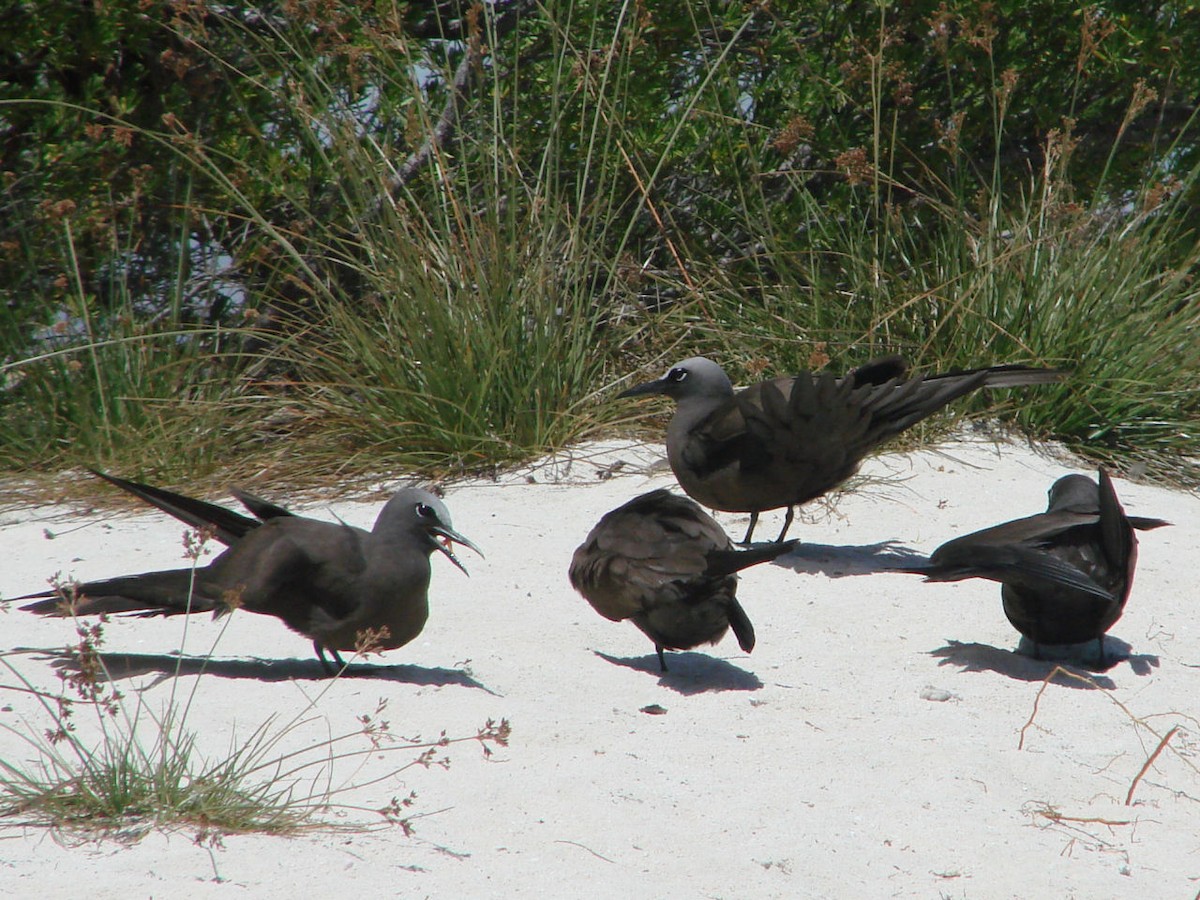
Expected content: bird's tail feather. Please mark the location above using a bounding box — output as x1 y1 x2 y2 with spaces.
706 539 798 578
862 365 1065 440
19 569 217 618
1128 515 1171 531
974 364 1069 388
727 600 756 653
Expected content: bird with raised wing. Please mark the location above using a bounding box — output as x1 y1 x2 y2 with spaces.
18 475 482 673
907 469 1168 662
569 488 795 671
620 355 1065 543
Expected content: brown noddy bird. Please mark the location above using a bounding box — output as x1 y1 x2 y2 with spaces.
907 469 1168 662
17 473 482 673
569 488 796 671
620 355 1066 543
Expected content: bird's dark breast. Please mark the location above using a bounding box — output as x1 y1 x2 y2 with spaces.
248 564 363 637
629 576 738 651
314 587 431 653
677 432 858 512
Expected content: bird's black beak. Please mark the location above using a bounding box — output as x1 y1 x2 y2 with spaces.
430 524 484 576
618 377 669 399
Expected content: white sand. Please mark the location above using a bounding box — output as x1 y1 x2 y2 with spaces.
1 437 1197 898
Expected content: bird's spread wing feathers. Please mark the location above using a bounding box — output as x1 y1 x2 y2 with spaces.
924 543 1115 601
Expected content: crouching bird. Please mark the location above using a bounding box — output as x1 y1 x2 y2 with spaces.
907 469 1168 663
569 489 796 671
17 472 482 674
620 355 1066 543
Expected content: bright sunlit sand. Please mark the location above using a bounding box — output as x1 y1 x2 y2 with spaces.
1 436 1196 898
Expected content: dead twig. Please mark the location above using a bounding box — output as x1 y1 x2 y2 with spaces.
1020 666 1198 810
1018 665 1094 749
555 839 614 863
1035 807 1132 827
1126 725 1180 806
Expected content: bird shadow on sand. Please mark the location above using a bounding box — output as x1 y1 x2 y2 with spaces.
594 650 763 695
773 540 927 577
24 647 498 693
929 637 1158 689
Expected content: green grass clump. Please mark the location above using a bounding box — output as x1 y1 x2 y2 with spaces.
275 165 633 473
0 324 246 478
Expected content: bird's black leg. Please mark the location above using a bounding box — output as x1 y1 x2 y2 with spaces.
315 642 335 675
740 512 760 546
656 645 668 672
773 506 796 543
1096 636 1107 668
315 642 347 676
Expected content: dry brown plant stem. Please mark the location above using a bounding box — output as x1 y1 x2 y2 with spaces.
1019 666 1197 808
1125 725 1180 806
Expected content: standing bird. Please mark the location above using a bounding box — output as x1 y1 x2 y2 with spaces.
569 489 796 671
907 469 1168 662
620 355 1065 543
17 474 482 673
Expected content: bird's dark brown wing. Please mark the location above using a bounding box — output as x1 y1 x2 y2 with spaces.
933 507 1107 551
212 518 370 629
921 540 1115 601
683 371 874 503
229 488 296 523
91 469 263 546
847 355 908 386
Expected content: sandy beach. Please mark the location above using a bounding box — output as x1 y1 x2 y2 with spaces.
1 435 1196 898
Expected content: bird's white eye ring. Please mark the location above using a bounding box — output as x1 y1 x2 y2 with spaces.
668 367 688 382
416 503 435 518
